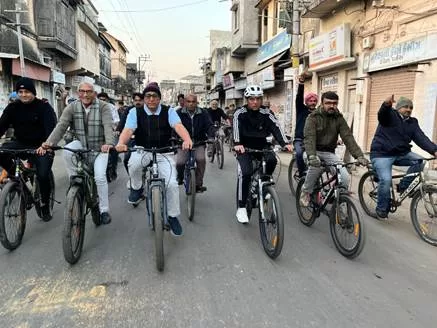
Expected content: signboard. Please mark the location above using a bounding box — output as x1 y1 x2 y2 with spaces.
225 88 243 99
309 23 352 71
320 73 338 92
247 65 275 90
51 70 66 84
364 34 437 72
257 30 291 64
209 91 219 100
284 67 298 81
223 73 234 89
234 78 247 90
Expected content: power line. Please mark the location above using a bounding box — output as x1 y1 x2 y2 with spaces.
99 0 209 13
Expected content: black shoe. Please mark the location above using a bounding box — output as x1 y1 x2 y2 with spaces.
168 216 183 236
375 209 388 220
41 204 52 221
196 185 207 193
177 178 183 186
100 212 112 224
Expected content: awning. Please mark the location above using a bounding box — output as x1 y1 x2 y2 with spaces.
248 50 289 76
0 52 19 59
12 58 51 82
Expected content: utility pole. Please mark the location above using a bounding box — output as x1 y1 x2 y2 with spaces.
291 0 300 68
137 54 151 91
4 4 29 77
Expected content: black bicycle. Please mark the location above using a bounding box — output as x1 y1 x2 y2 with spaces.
296 162 366 258
288 152 304 196
124 145 178 271
0 149 55 250
209 122 224 169
358 158 437 246
51 146 101 264
240 147 285 259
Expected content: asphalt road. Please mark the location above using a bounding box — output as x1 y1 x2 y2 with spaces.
0 150 436 328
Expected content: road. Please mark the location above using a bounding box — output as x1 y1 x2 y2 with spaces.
0 151 436 328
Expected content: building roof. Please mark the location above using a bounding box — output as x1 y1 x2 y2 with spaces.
101 31 129 54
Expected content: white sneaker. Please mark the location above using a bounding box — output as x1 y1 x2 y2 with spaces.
236 208 249 224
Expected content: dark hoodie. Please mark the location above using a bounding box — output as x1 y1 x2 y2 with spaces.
304 107 363 158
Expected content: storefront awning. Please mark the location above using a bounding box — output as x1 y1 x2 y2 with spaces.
248 50 289 76
12 58 51 83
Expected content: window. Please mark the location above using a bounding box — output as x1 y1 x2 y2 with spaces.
232 5 240 31
273 0 278 36
263 8 268 43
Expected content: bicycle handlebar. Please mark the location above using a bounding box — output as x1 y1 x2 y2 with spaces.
0 148 37 155
50 146 93 154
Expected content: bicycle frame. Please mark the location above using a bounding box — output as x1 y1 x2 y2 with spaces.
184 148 196 193
68 152 97 209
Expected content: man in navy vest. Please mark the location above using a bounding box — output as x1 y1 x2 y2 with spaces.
116 83 192 236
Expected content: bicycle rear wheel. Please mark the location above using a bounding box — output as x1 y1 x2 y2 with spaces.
0 181 26 250
287 158 300 196
63 185 85 264
410 187 437 246
295 179 317 227
259 186 284 259
329 194 365 258
217 139 224 169
152 187 164 271
358 171 378 218
186 168 196 221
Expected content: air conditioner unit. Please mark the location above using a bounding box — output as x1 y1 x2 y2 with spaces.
372 0 385 7
362 36 375 50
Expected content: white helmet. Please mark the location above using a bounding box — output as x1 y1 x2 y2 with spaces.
244 84 263 98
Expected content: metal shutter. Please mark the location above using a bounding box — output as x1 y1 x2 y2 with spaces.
366 68 416 150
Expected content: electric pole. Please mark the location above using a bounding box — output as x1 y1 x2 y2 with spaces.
4 4 29 77
138 54 151 91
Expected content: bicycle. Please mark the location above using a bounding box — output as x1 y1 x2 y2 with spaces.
51 146 101 264
209 122 225 170
239 147 285 259
124 144 178 272
288 153 304 196
223 123 234 152
0 148 55 250
295 162 366 258
183 141 209 221
358 158 437 246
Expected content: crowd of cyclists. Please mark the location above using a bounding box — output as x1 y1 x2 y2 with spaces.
1 73 436 253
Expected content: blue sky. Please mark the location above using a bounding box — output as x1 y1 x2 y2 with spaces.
93 0 231 82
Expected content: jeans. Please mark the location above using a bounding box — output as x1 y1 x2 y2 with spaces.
63 140 109 213
371 152 424 213
128 150 180 217
302 151 349 193
236 152 277 208
0 140 54 205
293 139 306 176
176 146 206 187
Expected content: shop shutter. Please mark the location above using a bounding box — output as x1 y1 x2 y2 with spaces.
366 68 416 150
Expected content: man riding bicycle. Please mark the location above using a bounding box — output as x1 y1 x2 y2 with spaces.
115 83 193 236
233 85 292 224
38 81 114 224
300 91 369 206
0 78 57 221
175 94 214 193
294 74 318 177
370 95 437 220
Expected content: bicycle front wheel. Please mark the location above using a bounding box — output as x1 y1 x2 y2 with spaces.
0 181 26 250
63 185 86 264
410 187 437 246
152 187 164 271
217 139 224 169
259 186 284 259
358 171 378 218
295 179 317 227
186 168 196 221
287 158 300 196
329 194 365 259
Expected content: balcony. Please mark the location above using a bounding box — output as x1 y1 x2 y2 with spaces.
302 0 355 18
77 3 99 41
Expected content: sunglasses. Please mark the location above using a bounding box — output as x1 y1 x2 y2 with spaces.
144 93 159 99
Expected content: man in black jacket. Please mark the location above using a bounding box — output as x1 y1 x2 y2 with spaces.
0 78 57 220
233 85 292 224
176 94 214 192
370 95 437 219
294 74 318 177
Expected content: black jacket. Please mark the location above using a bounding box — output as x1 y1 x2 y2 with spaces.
371 102 437 157
177 107 214 142
207 107 228 124
294 83 312 139
0 98 57 147
233 106 289 150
